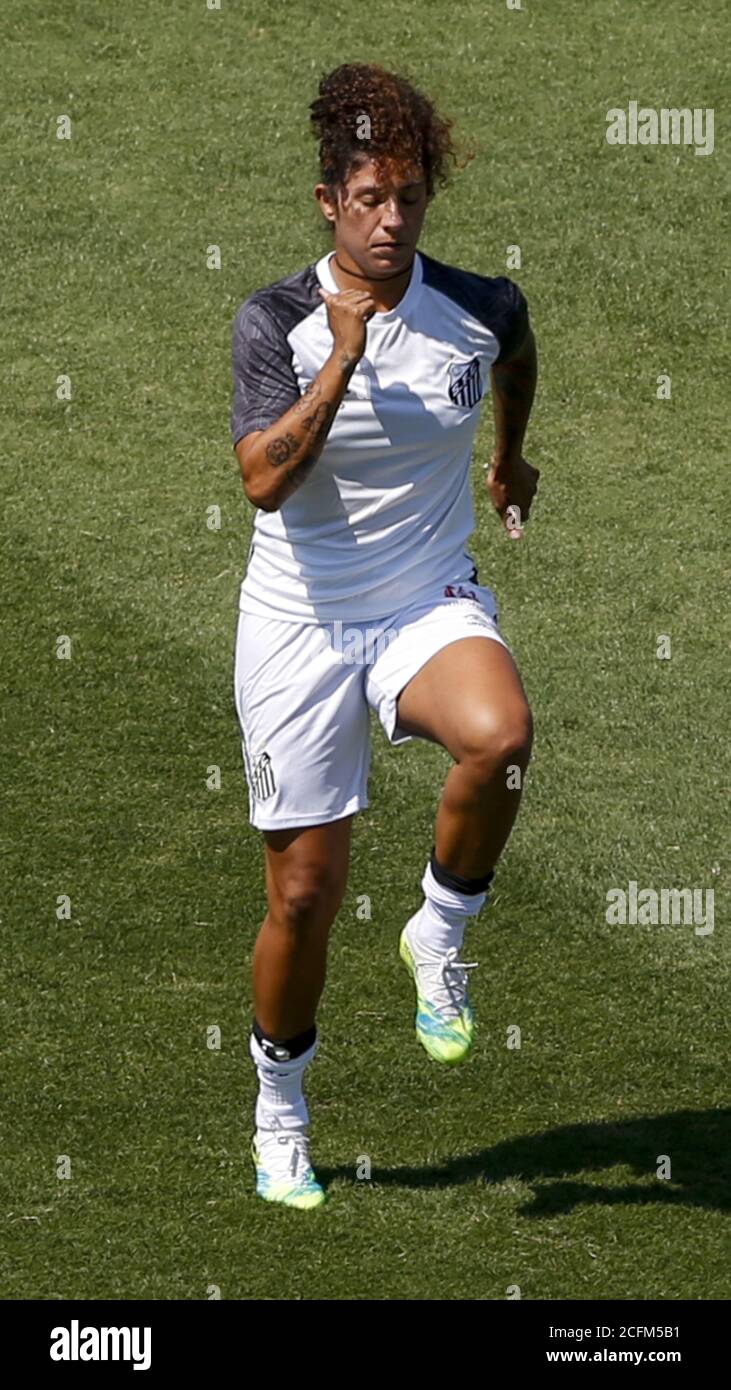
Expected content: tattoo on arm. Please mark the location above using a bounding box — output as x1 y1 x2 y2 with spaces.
265 399 334 468
261 378 341 501
279 402 336 497
291 379 323 416
265 433 300 467
301 401 333 440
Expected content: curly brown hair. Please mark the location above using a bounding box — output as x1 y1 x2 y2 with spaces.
309 62 466 201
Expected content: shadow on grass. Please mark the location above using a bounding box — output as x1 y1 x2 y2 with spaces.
318 1109 731 1215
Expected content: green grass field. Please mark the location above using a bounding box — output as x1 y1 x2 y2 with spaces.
2 0 729 1300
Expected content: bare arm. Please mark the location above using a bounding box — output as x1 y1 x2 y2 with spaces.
486 326 540 537
236 353 353 512
235 287 375 513
490 325 538 468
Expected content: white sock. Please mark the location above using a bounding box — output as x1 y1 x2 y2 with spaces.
249 1031 318 1132
410 859 488 954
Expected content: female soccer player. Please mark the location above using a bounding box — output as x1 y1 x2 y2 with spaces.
231 63 539 1208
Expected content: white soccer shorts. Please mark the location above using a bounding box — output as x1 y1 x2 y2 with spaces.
233 575 509 831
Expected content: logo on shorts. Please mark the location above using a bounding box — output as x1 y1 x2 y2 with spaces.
250 749 276 801
448 356 483 409
443 583 477 600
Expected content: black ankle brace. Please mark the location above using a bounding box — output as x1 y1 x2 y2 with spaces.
252 1019 317 1063
430 845 495 895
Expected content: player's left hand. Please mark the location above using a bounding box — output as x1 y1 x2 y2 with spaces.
486 454 540 539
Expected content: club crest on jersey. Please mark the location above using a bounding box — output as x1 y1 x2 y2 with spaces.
448 355 483 409
250 750 276 801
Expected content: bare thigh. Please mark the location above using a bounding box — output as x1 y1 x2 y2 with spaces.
396 637 532 761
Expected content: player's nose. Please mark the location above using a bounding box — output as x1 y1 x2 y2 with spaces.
381 197 405 230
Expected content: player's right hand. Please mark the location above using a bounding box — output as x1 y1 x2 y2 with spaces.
318 287 376 366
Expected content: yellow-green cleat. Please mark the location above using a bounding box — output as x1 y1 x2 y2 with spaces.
399 916 477 1065
251 1125 326 1210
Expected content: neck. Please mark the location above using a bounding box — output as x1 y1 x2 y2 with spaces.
330 251 415 312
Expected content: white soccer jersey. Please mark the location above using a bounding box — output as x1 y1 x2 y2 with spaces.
230 249 528 623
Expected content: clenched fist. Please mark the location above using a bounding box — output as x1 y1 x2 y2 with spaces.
318 286 377 368
486 454 540 539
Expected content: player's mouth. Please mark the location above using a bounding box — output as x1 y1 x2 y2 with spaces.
371 242 405 257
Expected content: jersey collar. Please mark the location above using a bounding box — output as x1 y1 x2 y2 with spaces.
316 250 423 323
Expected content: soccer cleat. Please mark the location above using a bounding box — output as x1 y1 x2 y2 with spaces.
251 1123 326 1210
399 914 478 1064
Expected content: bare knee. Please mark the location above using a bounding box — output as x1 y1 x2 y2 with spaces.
459 703 534 778
272 864 346 934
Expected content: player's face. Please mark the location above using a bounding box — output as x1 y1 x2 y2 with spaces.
319 157 427 278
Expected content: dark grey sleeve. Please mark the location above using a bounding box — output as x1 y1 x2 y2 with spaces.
230 297 301 447
490 277 530 364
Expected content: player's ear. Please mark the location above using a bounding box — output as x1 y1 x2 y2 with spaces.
314 183 337 227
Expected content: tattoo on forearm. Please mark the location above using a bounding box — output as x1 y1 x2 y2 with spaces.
266 401 334 467
265 433 300 467
278 403 335 498
263 385 339 501
291 380 323 416
301 401 333 439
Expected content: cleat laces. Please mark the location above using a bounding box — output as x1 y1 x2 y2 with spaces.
416 946 478 1020
258 1116 314 1182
